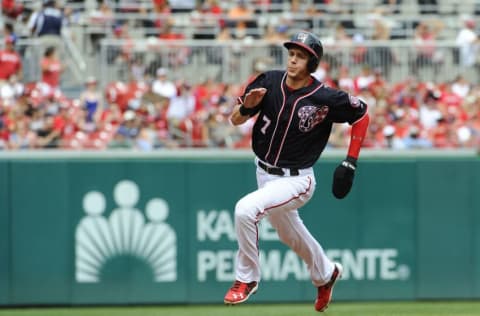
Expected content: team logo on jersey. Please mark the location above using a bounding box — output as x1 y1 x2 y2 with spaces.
298 105 329 132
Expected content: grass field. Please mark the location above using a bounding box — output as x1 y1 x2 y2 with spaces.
1 301 480 316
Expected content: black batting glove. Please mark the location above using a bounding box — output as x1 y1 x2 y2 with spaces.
332 156 357 199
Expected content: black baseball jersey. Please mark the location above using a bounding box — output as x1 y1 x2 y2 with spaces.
242 70 367 169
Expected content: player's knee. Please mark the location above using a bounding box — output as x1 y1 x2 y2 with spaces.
234 198 256 223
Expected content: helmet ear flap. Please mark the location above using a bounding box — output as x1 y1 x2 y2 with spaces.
308 56 319 73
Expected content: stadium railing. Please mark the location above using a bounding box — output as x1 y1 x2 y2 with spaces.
97 38 476 87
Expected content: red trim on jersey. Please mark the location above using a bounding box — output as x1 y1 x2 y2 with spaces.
347 112 370 159
264 73 288 161
273 82 323 165
257 176 313 217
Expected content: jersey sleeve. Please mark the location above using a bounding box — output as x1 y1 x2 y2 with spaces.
325 88 367 125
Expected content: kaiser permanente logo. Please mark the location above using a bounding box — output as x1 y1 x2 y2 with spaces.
75 180 177 283
196 210 411 282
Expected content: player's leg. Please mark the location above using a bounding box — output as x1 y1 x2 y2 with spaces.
268 211 342 312
235 174 315 281
225 173 314 304
268 210 334 286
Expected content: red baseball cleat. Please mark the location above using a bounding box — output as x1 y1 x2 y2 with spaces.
314 262 343 312
224 280 258 305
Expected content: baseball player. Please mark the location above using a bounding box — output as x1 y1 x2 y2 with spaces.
223 31 370 312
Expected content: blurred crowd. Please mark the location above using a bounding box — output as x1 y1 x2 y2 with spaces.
1 0 480 151
1 48 480 151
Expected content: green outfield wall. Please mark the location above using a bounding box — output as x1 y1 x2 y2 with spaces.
0 150 479 305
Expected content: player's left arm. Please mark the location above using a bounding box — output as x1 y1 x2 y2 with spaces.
331 98 370 199
346 104 370 163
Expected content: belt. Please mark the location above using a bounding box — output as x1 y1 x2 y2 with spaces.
258 160 299 176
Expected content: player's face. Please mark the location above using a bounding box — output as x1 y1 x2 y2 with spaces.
286 47 310 79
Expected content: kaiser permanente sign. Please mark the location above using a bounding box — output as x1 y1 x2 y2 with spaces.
196 209 410 283
1 150 479 305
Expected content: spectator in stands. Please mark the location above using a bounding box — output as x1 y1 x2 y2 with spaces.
191 0 223 40
79 76 102 124
152 67 177 100
130 54 147 83
201 0 223 19
354 66 375 93
52 104 78 146
40 46 64 98
98 102 123 130
227 0 256 39
263 22 289 65
158 20 190 68
166 81 195 134
365 16 395 79
108 130 133 149
2 23 16 40
36 113 61 148
28 0 65 51
88 0 114 54
0 35 22 82
2 0 23 19
419 91 442 130
205 110 235 147
321 23 352 71
336 66 355 93
451 75 471 99
410 20 443 79
107 22 134 79
456 17 479 80
135 121 157 151
116 110 140 141
151 0 172 33
383 124 405 149
403 126 432 149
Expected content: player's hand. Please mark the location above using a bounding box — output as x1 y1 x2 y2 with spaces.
332 156 357 199
243 88 267 108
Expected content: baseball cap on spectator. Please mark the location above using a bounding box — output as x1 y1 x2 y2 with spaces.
85 76 97 85
383 125 396 137
463 16 476 28
156 67 168 77
123 110 136 121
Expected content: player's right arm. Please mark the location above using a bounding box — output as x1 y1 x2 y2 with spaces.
230 88 267 125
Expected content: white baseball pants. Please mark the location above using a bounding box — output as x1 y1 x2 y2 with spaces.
234 159 335 287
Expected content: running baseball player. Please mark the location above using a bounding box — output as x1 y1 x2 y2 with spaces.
223 31 370 312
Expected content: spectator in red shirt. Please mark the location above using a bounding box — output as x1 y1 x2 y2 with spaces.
0 35 22 81
40 46 64 97
2 0 23 19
